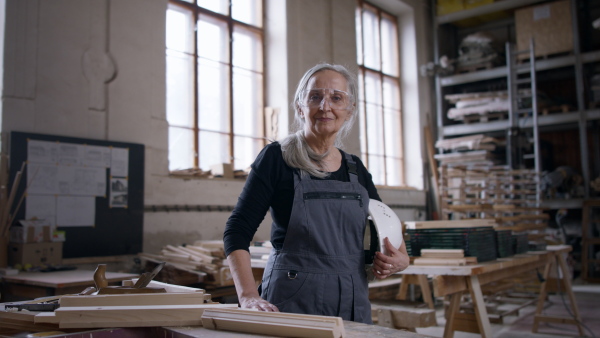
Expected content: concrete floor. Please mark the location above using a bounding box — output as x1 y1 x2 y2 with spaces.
415 282 600 338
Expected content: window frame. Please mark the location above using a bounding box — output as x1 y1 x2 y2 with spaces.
356 0 405 187
166 0 266 172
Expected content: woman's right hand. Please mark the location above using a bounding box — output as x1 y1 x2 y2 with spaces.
239 295 279 312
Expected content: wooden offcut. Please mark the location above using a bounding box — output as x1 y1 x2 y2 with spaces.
370 300 437 331
201 308 345 338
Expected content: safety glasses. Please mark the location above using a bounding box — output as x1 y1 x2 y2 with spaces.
298 88 354 110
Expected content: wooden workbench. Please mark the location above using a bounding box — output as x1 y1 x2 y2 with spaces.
399 245 583 337
0 269 137 302
0 305 427 337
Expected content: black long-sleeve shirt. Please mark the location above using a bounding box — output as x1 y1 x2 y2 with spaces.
223 142 381 256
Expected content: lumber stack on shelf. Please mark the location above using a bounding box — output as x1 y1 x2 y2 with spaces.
201 308 345 338
436 134 501 152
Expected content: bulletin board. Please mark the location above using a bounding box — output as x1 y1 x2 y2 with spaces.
9 131 144 258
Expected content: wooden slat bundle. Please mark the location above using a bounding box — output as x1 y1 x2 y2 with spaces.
138 240 232 286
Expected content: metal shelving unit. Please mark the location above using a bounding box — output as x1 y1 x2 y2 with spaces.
433 0 596 199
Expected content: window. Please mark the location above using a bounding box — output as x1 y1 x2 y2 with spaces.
166 0 264 172
356 1 404 187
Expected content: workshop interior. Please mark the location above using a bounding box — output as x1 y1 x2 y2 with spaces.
1 0 600 337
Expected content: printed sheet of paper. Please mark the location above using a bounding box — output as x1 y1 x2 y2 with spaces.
57 166 107 196
27 163 60 195
25 194 57 227
111 147 129 177
58 143 84 166
27 140 58 164
56 196 96 227
83 145 112 168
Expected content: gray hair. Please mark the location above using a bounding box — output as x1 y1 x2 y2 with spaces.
281 64 358 178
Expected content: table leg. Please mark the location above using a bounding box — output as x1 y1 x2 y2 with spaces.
443 292 461 338
533 252 584 335
555 253 584 336
532 256 551 333
417 274 435 309
466 275 492 338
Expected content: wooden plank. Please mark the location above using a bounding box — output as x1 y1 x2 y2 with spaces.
414 258 468 266
433 276 467 298
421 249 465 257
201 308 345 338
59 292 206 307
424 124 441 218
34 312 60 324
55 304 238 328
404 219 495 229
129 279 206 293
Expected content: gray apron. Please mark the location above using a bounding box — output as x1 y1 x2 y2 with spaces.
260 153 372 323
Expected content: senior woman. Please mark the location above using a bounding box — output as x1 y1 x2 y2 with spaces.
223 63 409 323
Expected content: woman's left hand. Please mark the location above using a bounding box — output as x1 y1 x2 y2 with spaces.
372 237 410 279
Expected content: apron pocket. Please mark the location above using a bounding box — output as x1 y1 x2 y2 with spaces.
267 269 317 311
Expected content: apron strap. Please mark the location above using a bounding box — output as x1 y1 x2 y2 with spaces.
343 152 359 183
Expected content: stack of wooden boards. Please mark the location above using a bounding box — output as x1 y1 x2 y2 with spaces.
32 280 238 328
444 91 510 123
139 240 232 286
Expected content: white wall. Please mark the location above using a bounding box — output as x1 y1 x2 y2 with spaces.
2 0 430 256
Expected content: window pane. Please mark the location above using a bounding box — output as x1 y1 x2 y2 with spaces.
199 131 230 170
233 26 263 71
169 127 195 171
364 71 382 106
381 15 398 76
386 157 402 186
233 68 263 137
384 108 401 157
362 8 380 71
166 5 194 53
197 0 228 15
382 77 400 108
366 103 384 156
198 15 229 63
166 50 194 127
232 0 262 27
198 58 230 132
369 154 385 186
234 136 262 170
355 7 363 65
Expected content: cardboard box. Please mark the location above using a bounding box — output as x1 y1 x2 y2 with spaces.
10 223 52 243
8 242 63 267
515 0 573 59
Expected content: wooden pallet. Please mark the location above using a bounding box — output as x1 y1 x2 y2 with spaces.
456 61 494 73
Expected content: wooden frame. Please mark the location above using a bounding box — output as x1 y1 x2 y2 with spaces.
201 308 345 338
